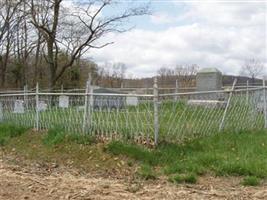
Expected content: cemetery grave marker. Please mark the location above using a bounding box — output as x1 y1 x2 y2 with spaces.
13 100 24 113
59 95 69 108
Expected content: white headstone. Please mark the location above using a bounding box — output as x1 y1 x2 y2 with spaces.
0 102 3 121
196 68 223 100
126 96 138 106
38 101 47 111
59 95 69 108
196 68 222 91
13 100 24 113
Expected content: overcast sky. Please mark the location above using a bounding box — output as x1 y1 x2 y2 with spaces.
86 0 266 78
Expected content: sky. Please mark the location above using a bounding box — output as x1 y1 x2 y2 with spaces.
82 0 267 78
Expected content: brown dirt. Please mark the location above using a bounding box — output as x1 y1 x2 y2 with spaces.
0 157 267 200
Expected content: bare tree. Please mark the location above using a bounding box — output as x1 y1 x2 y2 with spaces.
112 62 127 88
240 59 264 83
175 64 199 87
157 67 175 77
12 0 39 87
29 0 149 89
0 0 22 87
0 0 22 45
156 65 199 88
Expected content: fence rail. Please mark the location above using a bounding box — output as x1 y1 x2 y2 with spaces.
0 79 266 145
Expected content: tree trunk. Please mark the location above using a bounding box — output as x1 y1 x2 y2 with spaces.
47 41 56 90
33 33 41 86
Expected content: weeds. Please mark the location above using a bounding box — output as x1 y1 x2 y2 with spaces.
43 127 65 146
0 124 28 146
42 127 94 146
1 123 266 186
107 130 267 184
137 164 157 180
169 173 197 184
242 176 260 186
106 141 157 165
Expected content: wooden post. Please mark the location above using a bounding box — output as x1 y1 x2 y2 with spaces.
153 77 159 145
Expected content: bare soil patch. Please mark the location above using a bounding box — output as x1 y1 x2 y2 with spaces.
0 157 266 200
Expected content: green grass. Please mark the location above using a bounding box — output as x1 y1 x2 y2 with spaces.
0 123 266 186
43 127 94 146
107 129 267 184
0 124 28 146
169 173 197 184
242 176 260 186
106 141 157 165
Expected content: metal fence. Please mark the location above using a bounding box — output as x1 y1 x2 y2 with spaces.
0 79 266 145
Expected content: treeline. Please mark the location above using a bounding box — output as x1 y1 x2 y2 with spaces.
0 0 148 89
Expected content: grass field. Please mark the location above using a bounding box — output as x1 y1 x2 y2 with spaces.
0 124 266 186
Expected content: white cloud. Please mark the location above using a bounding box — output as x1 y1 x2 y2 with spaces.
88 2 267 78
150 12 177 24
182 1 266 27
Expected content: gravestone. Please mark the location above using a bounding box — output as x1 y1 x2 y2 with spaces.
38 101 47 111
59 95 69 108
0 102 3 121
196 68 222 91
191 67 225 103
126 96 138 106
13 100 24 113
126 92 138 106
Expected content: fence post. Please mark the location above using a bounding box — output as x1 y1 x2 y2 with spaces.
89 75 93 133
35 82 39 131
24 84 28 110
219 78 237 132
263 77 267 129
82 74 91 133
175 79 179 101
246 80 249 105
153 77 159 146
